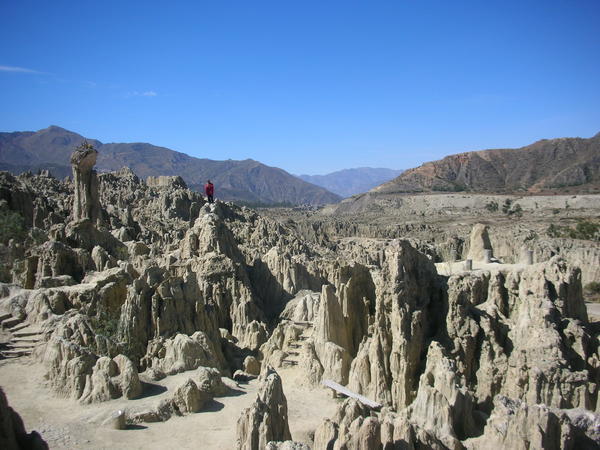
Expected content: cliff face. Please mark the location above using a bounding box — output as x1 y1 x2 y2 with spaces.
374 132 600 194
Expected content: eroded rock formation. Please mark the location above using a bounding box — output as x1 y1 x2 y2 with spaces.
236 368 292 450
70 142 101 224
0 162 598 449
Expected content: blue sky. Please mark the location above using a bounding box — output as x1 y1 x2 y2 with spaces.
1 1 599 175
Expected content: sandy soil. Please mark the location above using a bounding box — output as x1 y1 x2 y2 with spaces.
0 357 339 449
587 302 600 321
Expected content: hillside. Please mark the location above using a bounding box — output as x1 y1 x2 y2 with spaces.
373 132 600 195
297 167 403 198
0 126 341 206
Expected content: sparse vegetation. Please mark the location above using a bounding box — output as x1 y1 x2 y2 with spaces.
547 220 600 241
432 183 466 192
495 199 522 217
485 201 498 212
509 203 523 218
90 311 120 340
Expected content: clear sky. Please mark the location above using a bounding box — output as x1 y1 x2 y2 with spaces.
1 1 599 175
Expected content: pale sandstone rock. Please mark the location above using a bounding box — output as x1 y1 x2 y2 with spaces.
79 354 142 404
145 331 222 375
236 368 292 450
71 145 101 224
243 356 261 376
466 223 493 261
465 396 600 450
172 378 211 414
194 366 229 396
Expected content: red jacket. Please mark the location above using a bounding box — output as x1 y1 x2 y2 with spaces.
204 183 214 196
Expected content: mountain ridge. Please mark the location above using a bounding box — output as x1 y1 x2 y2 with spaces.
0 126 341 206
372 132 600 195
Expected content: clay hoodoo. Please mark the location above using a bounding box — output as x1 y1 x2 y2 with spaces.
70 141 101 224
236 367 292 450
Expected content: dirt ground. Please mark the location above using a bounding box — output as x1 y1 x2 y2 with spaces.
0 358 338 449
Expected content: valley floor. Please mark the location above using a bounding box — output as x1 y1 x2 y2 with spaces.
0 360 338 449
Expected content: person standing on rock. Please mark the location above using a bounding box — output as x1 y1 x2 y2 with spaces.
204 180 214 203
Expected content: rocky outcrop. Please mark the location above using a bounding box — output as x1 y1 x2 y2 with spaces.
311 254 599 448
79 354 142 404
465 396 600 450
344 240 442 409
143 332 223 375
314 398 381 450
1 154 598 450
236 368 292 450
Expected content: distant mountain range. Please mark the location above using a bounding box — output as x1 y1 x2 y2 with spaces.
0 126 341 206
297 167 403 198
372 132 600 195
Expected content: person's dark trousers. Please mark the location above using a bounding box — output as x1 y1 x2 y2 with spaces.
208 195 214 203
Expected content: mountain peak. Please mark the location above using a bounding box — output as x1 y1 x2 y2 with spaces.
0 126 341 206
43 125 70 133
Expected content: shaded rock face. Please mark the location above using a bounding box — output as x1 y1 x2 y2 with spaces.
0 388 48 450
236 368 292 450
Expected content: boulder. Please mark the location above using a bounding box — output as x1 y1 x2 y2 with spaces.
79 354 142 404
172 378 212 414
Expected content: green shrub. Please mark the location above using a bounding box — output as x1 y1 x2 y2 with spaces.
485 201 498 212
90 311 120 339
508 203 523 218
501 199 512 214
547 220 599 241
